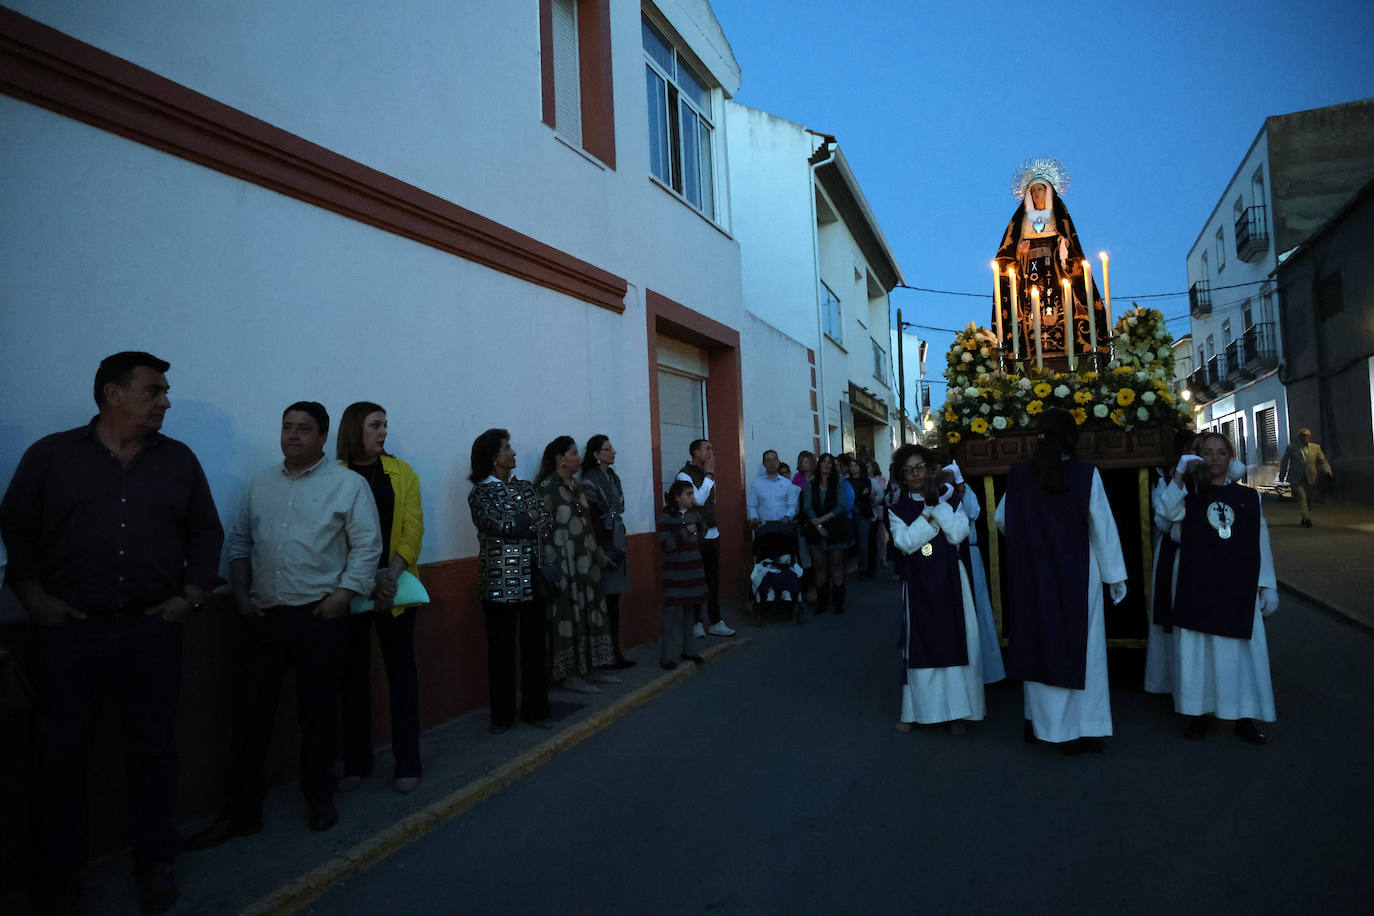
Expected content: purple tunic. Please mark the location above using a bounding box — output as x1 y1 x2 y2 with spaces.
1003 459 1094 690
1172 483 1262 639
892 496 968 670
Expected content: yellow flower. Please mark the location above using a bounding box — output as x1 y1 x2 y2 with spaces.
1109 408 1126 427
969 417 989 434
1073 390 1093 404
1083 371 1099 381
1162 391 1176 405
944 408 957 422
1070 407 1087 425
1033 382 1053 398
1113 366 1134 376
947 430 962 444
1026 399 1044 415
1151 378 1169 392
1116 388 1136 407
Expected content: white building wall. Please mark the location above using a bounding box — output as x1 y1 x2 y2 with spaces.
739 314 815 476
1185 128 1288 482
0 0 744 561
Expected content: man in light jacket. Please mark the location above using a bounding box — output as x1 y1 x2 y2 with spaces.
1278 427 1333 528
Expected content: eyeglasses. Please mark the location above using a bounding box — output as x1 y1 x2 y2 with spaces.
901 464 926 474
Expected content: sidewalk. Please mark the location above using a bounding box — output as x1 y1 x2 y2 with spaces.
1263 495 1374 630
76 618 753 915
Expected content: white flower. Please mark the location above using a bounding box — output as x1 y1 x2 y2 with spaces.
1127 316 1138 327
1016 377 1033 390
1136 371 1149 381
1157 345 1172 358
1154 327 1166 339
964 386 980 398
1137 406 1150 421
1093 403 1109 418
992 415 1008 430
979 347 990 358
1142 350 1156 362
980 404 991 414
1142 391 1157 404
961 351 974 363
1053 384 1070 398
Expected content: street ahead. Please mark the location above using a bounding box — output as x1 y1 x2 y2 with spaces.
310 575 1374 914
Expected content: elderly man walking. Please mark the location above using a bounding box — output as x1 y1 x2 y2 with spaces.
1279 427 1333 528
0 351 223 915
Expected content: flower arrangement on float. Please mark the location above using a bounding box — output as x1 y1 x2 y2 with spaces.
938 307 1189 445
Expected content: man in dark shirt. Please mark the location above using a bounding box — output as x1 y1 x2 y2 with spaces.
0 351 223 915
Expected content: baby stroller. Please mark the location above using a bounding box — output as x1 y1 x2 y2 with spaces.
750 521 804 626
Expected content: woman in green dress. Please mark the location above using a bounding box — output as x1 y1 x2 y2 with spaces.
535 436 617 693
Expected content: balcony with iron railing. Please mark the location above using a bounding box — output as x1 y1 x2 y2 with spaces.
1190 280 1211 318
1235 205 1269 262
1206 353 1233 394
1185 365 1211 404
1238 321 1278 377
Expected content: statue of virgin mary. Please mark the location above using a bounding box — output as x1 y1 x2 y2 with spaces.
993 157 1107 361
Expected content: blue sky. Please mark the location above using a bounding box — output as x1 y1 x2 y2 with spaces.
713 0 1374 384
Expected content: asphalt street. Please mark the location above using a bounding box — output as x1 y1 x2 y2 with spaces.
308 576 1374 915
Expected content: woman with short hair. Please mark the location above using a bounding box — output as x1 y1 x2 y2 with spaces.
336 401 425 793
467 429 552 734
536 436 617 693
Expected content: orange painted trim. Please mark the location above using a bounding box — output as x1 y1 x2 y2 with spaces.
0 6 627 313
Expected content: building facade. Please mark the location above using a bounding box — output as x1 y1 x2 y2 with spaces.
1275 177 1374 499
1183 98 1374 485
0 0 753 863
724 103 904 475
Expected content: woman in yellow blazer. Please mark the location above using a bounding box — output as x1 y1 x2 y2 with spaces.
336 401 426 794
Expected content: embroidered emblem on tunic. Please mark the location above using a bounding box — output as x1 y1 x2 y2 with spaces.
1206 501 1233 540
920 543 935 557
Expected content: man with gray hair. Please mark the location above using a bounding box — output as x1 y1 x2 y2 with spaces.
1279 427 1333 528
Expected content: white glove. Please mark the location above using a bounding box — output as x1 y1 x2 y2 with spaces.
948 460 965 485
1259 587 1279 617
1175 455 1204 475
1227 458 1247 482
1108 581 1127 605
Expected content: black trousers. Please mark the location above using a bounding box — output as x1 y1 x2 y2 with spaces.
481 599 549 727
30 615 182 892
340 606 421 780
225 606 345 814
698 538 722 625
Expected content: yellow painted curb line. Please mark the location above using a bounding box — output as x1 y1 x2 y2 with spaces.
241 636 746 915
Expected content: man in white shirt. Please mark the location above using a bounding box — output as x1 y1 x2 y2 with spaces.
677 439 734 637
747 449 799 529
189 401 381 849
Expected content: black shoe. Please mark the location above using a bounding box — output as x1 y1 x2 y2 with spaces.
610 656 637 669
134 862 178 915
680 653 705 665
1061 737 1106 755
660 660 678 671
1184 717 1209 741
184 810 263 851
1234 718 1268 745
1300 518 1313 528
489 722 510 735
833 584 847 615
522 718 552 730
308 801 339 833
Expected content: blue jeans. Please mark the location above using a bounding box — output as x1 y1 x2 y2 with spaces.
853 515 872 572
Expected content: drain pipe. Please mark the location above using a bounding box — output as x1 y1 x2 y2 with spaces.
807 131 837 454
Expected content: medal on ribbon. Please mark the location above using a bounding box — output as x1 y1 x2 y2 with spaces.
920 543 934 557
1206 501 1233 540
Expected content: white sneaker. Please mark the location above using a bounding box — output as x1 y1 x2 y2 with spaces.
708 620 736 637
693 622 706 639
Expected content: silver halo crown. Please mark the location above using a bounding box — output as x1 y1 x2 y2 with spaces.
1011 156 1070 200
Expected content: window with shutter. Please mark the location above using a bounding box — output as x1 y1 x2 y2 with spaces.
1257 406 1278 465
551 0 581 146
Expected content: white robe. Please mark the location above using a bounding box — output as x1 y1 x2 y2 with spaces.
995 468 1127 742
943 487 1007 683
1156 482 1278 721
891 502 985 724
1143 475 1178 695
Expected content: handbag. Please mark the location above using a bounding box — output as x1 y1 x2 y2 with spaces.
350 570 432 614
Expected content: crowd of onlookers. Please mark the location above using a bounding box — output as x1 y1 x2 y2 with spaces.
0 352 1289 915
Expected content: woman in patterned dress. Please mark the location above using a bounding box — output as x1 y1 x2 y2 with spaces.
536 436 617 694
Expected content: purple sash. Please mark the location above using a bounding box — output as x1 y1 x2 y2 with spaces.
1172 483 1261 639
1003 459 1094 690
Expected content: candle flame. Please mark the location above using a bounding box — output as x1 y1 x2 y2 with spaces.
1098 251 1108 259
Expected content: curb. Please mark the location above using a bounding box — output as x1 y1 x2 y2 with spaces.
1277 580 1374 635
240 636 747 915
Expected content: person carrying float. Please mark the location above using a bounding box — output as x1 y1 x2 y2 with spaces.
890 445 984 734
1157 431 1278 743
996 408 1127 754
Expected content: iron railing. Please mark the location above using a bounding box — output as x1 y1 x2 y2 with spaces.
1235 205 1269 262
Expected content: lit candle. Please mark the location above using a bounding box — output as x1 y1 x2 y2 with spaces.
1008 267 1020 360
1083 258 1097 356
1099 251 1113 336
1062 277 1075 370
992 261 1003 351
1031 285 1043 369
